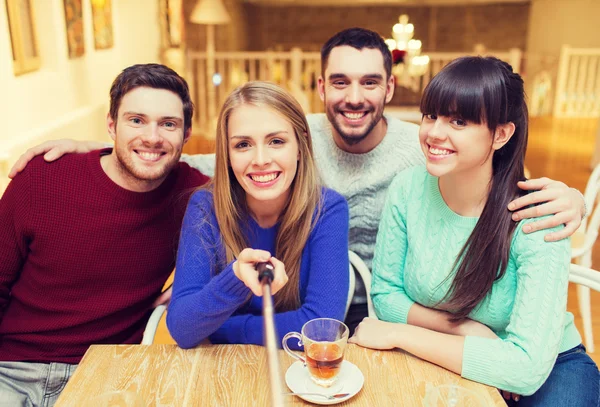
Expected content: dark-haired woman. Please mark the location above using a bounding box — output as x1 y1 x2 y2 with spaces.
349 56 599 406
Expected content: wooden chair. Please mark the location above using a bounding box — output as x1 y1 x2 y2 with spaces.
346 258 356 318
570 264 600 293
571 163 600 352
142 305 167 345
570 263 600 354
349 250 377 319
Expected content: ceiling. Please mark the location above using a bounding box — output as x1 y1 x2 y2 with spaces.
245 0 529 5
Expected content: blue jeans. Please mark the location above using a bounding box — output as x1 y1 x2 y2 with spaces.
506 344 599 407
0 361 77 407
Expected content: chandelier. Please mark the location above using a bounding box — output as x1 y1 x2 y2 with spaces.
385 14 430 91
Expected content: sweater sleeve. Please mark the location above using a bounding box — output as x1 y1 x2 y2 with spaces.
0 170 31 319
180 154 216 178
167 190 252 349
209 190 350 347
461 218 571 395
371 172 415 323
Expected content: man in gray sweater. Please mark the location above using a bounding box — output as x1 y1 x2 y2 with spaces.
307 29 424 329
9 28 586 335
304 28 584 332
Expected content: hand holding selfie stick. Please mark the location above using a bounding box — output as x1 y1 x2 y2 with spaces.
257 261 285 407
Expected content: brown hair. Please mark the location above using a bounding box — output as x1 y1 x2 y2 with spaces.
211 81 321 311
109 63 193 134
321 27 392 79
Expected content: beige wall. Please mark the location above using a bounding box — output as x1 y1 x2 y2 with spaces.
525 0 600 105
0 0 160 188
527 0 600 55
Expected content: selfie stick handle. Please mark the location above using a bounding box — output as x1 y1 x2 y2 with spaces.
257 262 284 407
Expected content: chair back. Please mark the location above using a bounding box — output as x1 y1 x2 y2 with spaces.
582 163 600 233
573 163 600 264
349 251 377 319
570 264 600 293
346 260 356 318
142 304 167 345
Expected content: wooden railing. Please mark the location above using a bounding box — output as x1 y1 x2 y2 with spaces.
187 47 522 133
553 46 600 118
401 48 522 95
187 48 321 132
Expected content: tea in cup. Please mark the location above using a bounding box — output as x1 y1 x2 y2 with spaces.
282 318 349 387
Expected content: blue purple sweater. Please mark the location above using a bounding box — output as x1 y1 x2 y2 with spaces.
167 188 349 349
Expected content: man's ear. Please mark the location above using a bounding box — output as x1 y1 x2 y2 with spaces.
183 127 192 144
385 75 395 104
317 76 325 102
106 113 117 141
492 122 516 151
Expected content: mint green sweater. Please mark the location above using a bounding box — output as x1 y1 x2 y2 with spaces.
372 166 581 395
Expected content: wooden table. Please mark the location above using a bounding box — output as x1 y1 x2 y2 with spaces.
55 344 506 406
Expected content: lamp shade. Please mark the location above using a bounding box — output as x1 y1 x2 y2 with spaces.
190 0 231 25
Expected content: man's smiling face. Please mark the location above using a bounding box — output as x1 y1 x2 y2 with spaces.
318 46 394 147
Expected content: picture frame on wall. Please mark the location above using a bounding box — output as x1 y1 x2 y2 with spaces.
63 0 85 58
5 0 41 76
160 0 183 48
91 0 113 50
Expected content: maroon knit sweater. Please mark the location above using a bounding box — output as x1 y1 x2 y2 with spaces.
0 149 209 364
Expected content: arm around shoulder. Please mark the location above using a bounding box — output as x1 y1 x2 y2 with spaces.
8 139 107 179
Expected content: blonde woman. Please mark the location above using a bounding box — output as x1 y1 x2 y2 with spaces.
167 82 350 348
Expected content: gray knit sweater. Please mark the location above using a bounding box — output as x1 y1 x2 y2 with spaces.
307 114 423 303
181 113 423 304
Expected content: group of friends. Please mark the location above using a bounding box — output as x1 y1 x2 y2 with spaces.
0 27 598 406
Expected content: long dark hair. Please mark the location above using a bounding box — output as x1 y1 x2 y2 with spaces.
420 56 528 320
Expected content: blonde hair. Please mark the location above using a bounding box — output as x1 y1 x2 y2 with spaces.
211 81 321 311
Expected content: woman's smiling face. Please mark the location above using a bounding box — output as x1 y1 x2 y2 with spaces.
228 104 299 215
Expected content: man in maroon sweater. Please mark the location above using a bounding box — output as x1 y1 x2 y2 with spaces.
0 64 209 406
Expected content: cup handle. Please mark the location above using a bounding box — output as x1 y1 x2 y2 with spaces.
282 332 305 364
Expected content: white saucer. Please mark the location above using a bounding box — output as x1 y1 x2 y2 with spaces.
285 360 364 405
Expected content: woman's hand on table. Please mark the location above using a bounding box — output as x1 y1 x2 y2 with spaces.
348 318 400 350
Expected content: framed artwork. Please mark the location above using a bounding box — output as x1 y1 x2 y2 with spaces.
90 0 113 50
5 0 40 75
63 0 84 58
160 0 183 48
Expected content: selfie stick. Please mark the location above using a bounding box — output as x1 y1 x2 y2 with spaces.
257 262 285 407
